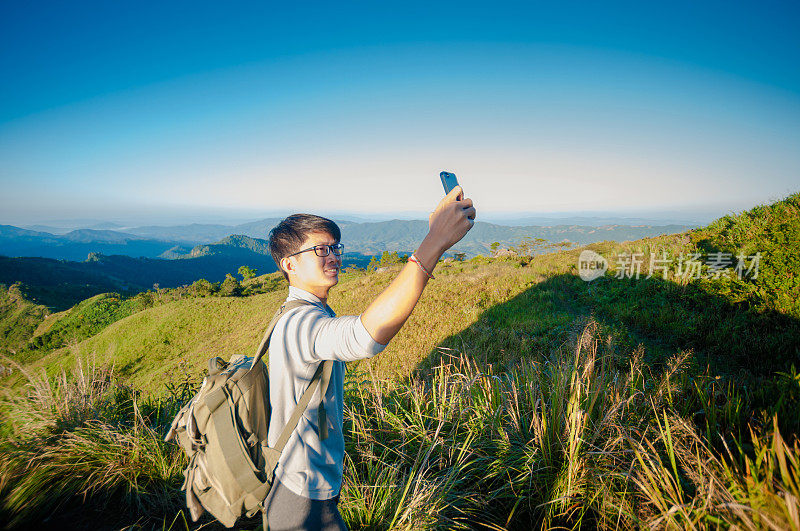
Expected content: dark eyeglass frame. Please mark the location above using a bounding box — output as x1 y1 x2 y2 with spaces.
286 243 345 258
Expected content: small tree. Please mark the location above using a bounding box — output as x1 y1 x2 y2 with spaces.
380 251 403 266
515 237 548 257
545 240 576 252
453 252 467 262
490 242 500 253
190 279 216 297
369 251 405 271
238 265 257 280
219 274 243 297
367 255 380 272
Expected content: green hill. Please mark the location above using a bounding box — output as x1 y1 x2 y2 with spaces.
183 234 272 257
0 284 48 357
7 192 798 392
10 193 797 400
174 233 375 269
691 191 800 317
0 255 129 311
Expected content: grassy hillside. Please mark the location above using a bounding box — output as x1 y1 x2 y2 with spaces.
691 191 800 317
8 192 800 417
0 284 48 357
0 273 300 367
1 193 799 529
21 199 799 393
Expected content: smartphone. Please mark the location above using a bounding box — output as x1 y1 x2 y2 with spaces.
439 171 459 195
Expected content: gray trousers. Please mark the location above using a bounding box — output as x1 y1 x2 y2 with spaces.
264 480 348 531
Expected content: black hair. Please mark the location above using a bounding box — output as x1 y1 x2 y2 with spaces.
268 214 341 281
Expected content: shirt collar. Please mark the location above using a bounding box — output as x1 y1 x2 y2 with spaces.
288 285 325 305
287 286 334 316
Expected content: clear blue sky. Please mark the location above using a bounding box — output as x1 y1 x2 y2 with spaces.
1 0 799 225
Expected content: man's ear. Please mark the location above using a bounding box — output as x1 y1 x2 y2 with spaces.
280 256 293 276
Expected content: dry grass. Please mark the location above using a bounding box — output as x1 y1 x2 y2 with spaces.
1 319 798 529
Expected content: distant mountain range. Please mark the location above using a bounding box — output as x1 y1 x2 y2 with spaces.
0 225 184 261
1 219 694 261
484 215 705 227
336 220 695 257
0 219 692 309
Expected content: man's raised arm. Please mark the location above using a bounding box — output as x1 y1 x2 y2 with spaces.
360 186 476 345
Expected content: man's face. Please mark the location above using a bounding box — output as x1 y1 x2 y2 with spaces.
282 231 341 297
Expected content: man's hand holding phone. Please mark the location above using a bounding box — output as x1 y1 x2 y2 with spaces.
416 172 476 263
427 184 475 252
360 171 477 345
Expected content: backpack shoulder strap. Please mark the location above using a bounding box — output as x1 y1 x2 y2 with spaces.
250 299 315 369
272 359 333 452
316 361 333 440
253 296 335 449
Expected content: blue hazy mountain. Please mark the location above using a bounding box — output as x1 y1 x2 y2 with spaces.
1 219 694 262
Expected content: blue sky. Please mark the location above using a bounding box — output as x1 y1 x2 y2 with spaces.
1 1 799 225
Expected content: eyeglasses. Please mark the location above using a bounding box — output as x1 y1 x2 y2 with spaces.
286 243 345 258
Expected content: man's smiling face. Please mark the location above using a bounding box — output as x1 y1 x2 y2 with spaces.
282 231 341 300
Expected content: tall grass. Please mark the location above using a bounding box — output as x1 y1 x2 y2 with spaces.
2 352 116 436
1 321 798 529
630 413 800 530
0 351 189 528
342 320 639 528
341 319 799 529
0 419 186 528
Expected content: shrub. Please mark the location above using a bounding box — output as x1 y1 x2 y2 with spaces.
238 265 257 280
368 251 408 272
241 274 287 296
189 278 216 297
218 273 243 297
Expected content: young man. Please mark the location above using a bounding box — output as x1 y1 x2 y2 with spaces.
265 187 476 530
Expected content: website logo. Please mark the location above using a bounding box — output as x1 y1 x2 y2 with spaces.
578 250 608 281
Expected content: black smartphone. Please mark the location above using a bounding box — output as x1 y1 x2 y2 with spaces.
439 171 459 195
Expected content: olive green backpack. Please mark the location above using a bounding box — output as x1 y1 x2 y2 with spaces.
165 299 333 529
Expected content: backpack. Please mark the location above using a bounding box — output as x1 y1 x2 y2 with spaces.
165 299 333 528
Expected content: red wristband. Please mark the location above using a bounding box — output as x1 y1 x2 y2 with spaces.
409 254 435 279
